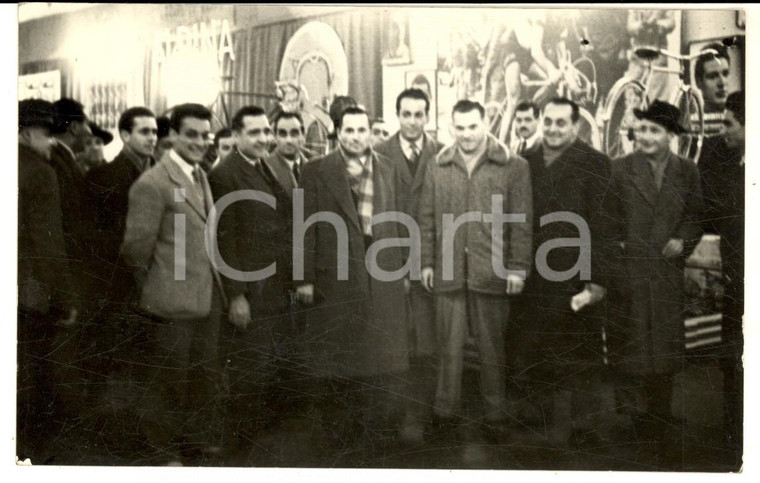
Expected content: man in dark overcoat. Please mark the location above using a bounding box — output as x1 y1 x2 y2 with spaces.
517 97 623 447
295 107 409 453
85 107 157 371
608 100 705 442
17 99 79 462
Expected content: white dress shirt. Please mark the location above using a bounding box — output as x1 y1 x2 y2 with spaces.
510 130 541 155
169 149 198 184
399 134 425 161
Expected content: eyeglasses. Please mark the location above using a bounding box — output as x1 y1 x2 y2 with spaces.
372 128 390 137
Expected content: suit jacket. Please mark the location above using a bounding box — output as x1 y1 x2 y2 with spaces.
374 132 444 223
266 149 309 197
207 149 294 315
522 139 623 296
300 149 409 377
121 152 224 320
18 144 74 315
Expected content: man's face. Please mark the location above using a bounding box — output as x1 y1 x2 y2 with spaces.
338 113 371 156
514 108 538 140
83 136 105 161
122 116 157 158
451 109 486 154
542 103 578 150
171 117 211 164
699 58 730 107
398 97 428 143
370 121 390 147
72 119 92 141
216 136 236 160
275 116 305 158
235 115 272 160
723 110 745 151
634 119 672 157
22 126 55 159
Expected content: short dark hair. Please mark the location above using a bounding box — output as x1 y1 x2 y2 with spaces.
725 90 745 126
170 103 212 133
544 97 580 123
452 99 485 119
156 116 171 140
213 128 233 149
371 117 386 127
694 43 730 86
230 105 267 132
515 101 540 118
338 106 370 130
329 96 358 132
118 107 156 134
396 88 430 115
272 110 305 132
52 98 87 134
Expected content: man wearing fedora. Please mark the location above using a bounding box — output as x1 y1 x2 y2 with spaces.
17 99 79 462
607 100 705 447
77 121 113 173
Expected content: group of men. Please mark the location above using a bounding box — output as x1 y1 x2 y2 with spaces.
18 50 744 465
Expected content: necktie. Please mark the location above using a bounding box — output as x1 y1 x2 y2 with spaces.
192 165 203 185
518 139 527 155
292 160 300 183
192 165 209 213
409 142 420 163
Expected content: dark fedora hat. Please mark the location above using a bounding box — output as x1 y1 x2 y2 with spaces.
633 100 687 135
19 99 56 130
88 121 114 145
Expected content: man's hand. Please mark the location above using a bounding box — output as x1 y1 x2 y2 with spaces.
228 294 251 329
505 274 525 295
662 238 684 259
585 283 607 303
296 284 315 305
421 267 435 292
58 308 78 327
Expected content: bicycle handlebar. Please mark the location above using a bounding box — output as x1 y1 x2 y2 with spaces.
634 46 720 63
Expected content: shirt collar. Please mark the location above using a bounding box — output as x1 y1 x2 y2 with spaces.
339 146 370 167
399 134 424 158
275 149 304 169
169 149 197 182
237 149 261 167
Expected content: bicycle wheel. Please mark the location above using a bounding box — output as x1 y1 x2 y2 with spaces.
672 87 705 163
570 57 598 108
577 107 602 151
601 78 647 159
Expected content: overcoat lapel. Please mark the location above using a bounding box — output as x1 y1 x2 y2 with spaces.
320 152 362 233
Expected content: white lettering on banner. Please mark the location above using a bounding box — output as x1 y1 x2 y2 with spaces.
155 19 235 65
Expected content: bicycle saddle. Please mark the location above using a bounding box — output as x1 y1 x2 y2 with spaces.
634 46 660 61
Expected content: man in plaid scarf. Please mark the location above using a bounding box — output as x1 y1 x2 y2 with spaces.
295 106 410 456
